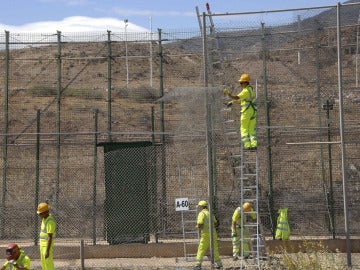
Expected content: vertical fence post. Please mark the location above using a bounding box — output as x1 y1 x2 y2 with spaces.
107 30 112 142
261 22 276 238
314 19 331 238
0 30 10 238
158 28 167 232
324 100 335 238
93 109 99 245
80 239 85 270
34 109 41 245
202 12 215 266
336 3 351 268
55 31 62 207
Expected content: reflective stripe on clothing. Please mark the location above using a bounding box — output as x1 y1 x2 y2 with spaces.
238 85 256 113
40 214 56 246
275 208 290 240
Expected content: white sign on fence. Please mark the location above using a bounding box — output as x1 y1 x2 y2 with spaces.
175 198 189 211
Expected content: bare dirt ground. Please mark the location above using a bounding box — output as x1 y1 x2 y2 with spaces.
26 253 360 269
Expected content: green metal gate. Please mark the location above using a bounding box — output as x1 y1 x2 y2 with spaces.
100 141 157 244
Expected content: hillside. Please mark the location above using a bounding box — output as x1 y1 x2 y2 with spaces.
0 2 360 242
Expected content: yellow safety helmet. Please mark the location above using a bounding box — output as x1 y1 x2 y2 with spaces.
239 73 250 83
198 200 208 207
242 202 252 212
37 202 50 214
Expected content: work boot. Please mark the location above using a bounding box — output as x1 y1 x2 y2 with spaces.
233 256 239 261
193 264 201 270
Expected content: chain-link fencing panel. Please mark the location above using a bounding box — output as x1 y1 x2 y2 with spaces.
204 2 360 238
0 2 360 268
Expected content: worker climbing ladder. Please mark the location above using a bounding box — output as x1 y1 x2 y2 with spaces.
176 165 200 262
221 87 266 270
198 3 266 268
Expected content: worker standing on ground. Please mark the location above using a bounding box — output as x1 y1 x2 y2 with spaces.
1 244 30 270
224 74 257 150
37 202 57 270
194 200 223 270
275 208 290 240
231 202 257 261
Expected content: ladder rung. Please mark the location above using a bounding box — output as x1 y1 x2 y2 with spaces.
243 161 257 165
243 173 257 176
243 187 257 192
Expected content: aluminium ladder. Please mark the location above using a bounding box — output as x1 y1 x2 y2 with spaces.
200 3 266 268
221 91 266 270
176 165 200 262
239 144 267 269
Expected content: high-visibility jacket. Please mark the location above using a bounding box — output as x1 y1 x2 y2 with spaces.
237 85 256 113
2 250 31 270
232 206 256 227
197 208 217 234
40 214 56 247
275 208 290 240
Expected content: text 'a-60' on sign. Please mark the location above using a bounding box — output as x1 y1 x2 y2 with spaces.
175 198 189 211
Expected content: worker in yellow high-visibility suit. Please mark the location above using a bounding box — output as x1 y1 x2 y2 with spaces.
231 202 256 261
224 73 257 150
194 200 223 270
275 208 290 240
37 202 57 270
1 243 31 270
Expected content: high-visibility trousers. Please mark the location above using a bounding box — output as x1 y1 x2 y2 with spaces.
240 107 257 148
195 232 222 266
40 245 55 270
232 226 251 257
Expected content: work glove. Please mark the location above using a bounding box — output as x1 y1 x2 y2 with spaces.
223 88 230 96
227 100 234 107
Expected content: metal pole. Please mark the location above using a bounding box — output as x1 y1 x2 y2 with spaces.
356 12 360 88
55 31 62 207
202 12 215 267
80 239 85 270
149 16 153 88
261 22 276 238
124 19 129 88
107 30 112 142
336 3 351 268
315 20 333 238
158 29 167 231
324 100 336 238
34 110 41 245
92 109 98 245
1 30 10 238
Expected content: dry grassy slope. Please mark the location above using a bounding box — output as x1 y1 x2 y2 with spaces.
1 21 360 238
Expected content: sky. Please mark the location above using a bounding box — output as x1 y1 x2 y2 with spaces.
0 0 348 33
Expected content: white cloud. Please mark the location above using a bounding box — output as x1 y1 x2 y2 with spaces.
112 7 195 17
0 16 148 33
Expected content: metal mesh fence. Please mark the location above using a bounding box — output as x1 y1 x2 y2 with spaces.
0 2 360 268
